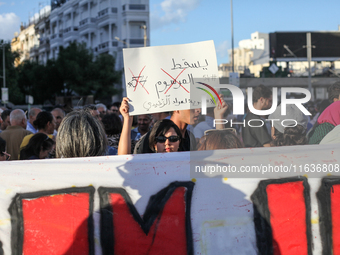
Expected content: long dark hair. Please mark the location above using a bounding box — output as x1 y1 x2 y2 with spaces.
148 119 182 152
101 113 122 136
20 133 54 160
271 125 307 146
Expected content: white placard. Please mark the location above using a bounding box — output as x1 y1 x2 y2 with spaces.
123 41 220 115
1 88 8 102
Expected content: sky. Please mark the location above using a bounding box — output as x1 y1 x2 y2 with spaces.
1 0 340 64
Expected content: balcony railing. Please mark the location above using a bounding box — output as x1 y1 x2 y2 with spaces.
64 26 78 34
98 8 108 17
98 7 118 18
79 17 97 26
98 41 109 50
51 33 63 39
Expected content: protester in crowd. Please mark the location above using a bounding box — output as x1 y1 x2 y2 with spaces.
118 95 227 154
51 108 65 132
101 113 122 150
107 104 118 115
131 114 152 141
20 111 56 150
111 102 121 114
308 101 340 144
242 85 273 148
135 96 228 153
269 104 308 146
96 103 107 119
0 137 10 161
197 129 243 151
148 119 183 153
310 99 331 127
26 108 42 134
193 103 230 139
56 110 108 158
20 133 55 160
328 81 340 103
84 105 101 121
0 109 32 160
0 110 11 131
134 109 199 153
118 99 182 154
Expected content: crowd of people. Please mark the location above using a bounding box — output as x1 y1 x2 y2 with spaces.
0 82 339 161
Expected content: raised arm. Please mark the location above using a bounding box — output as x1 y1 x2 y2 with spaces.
214 94 229 130
118 98 133 155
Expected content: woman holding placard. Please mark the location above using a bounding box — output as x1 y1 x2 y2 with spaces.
118 98 182 155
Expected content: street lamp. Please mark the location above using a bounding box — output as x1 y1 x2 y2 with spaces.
230 0 234 73
115 36 130 48
0 41 7 107
140 25 147 47
0 41 5 89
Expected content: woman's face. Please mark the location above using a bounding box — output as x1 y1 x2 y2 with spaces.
154 127 180 153
39 147 53 159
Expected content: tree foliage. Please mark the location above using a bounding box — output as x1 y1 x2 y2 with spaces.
16 42 121 105
17 59 64 105
56 42 121 98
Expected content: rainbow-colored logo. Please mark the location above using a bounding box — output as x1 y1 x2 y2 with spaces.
196 82 222 106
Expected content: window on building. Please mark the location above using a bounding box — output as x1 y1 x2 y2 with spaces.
130 22 143 38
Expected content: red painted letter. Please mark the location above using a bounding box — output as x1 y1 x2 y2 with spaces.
9 187 95 255
251 177 312 255
99 181 194 255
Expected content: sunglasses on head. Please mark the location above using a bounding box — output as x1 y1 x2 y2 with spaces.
155 135 180 143
204 128 237 136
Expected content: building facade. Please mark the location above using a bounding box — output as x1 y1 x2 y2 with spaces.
11 24 38 66
49 0 149 72
219 32 270 78
11 0 149 97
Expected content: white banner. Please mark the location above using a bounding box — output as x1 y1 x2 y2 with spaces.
0 144 339 254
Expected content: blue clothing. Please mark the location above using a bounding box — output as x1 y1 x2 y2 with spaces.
107 146 117 155
26 122 38 134
131 127 140 141
193 116 215 139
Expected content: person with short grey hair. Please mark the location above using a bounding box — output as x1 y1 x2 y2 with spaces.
51 108 65 128
96 103 107 118
0 109 32 160
10 109 27 127
56 110 108 158
27 108 42 133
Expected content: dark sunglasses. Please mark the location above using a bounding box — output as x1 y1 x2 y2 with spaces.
155 135 180 143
